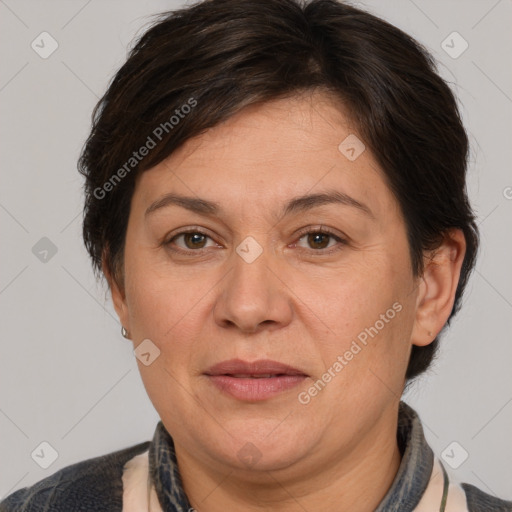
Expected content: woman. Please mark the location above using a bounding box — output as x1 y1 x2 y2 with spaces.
1 0 510 510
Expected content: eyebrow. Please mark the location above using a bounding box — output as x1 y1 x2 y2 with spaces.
145 189 374 219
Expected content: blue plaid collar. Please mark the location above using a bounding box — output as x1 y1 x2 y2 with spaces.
149 421 192 511
375 401 434 510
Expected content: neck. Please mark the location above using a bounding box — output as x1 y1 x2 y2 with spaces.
174 405 402 512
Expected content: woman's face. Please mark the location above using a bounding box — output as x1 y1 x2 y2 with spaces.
112 93 427 477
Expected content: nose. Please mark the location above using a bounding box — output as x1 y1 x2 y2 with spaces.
213 241 293 334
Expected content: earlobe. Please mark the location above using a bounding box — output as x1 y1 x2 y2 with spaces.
411 229 466 347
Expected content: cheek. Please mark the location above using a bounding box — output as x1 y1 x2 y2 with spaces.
304 258 402 334
302 256 415 391
125 274 167 336
123 260 220 381
124 249 198 331
124 267 205 409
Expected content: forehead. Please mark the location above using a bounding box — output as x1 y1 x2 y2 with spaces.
133 93 397 221
161 93 359 167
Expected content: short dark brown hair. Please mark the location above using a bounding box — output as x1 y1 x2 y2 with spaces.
79 0 479 380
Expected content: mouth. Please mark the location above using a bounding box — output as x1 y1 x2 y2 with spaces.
204 359 308 401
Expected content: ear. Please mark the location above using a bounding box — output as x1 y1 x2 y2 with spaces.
102 251 130 334
410 229 466 347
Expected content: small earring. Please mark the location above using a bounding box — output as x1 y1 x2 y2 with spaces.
428 331 433 337
121 326 130 339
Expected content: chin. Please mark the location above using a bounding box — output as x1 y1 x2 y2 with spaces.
224 444 307 475
205 420 315 472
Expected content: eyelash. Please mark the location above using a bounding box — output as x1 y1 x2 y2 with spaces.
164 226 347 256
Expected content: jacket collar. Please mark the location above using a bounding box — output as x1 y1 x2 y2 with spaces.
375 401 434 510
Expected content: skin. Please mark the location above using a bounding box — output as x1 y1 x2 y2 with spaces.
106 91 466 511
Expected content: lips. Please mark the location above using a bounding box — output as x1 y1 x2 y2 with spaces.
205 359 307 378
204 359 308 401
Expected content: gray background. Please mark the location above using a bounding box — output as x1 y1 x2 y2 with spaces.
1 0 511 502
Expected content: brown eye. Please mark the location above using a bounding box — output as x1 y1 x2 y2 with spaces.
306 232 331 250
293 228 348 255
182 232 208 249
166 230 217 252
296 231 341 251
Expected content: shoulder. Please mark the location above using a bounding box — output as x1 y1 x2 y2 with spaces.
462 483 512 512
0 440 150 512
